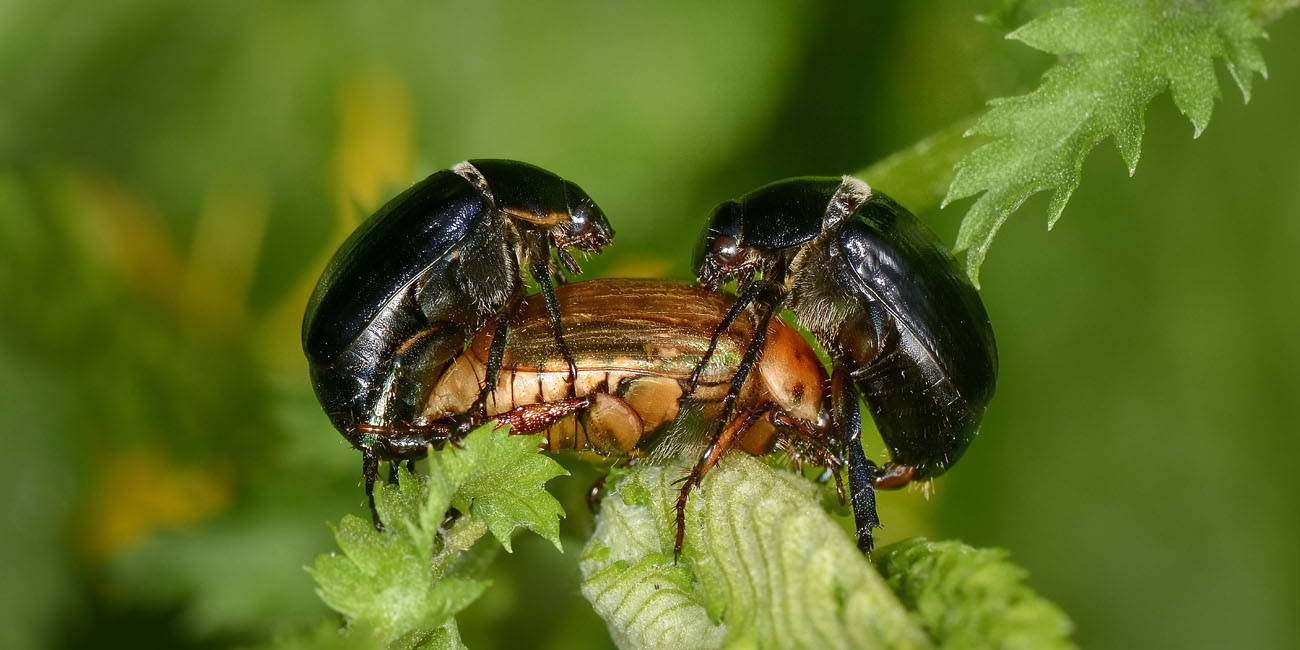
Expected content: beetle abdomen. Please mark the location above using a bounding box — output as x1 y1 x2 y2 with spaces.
421 279 829 459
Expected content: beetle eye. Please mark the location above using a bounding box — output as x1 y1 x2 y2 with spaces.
710 235 743 264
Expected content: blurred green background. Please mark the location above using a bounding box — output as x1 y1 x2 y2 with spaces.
2 1 1298 648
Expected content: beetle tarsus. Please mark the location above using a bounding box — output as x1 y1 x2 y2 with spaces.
845 438 880 553
673 472 700 563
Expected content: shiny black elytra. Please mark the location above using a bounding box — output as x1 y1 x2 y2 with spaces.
689 176 997 552
302 159 612 526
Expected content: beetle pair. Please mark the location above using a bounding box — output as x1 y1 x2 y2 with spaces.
302 159 996 554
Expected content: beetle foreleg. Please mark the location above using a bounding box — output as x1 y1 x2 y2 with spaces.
531 253 579 397
710 297 778 430
673 300 777 557
688 279 762 391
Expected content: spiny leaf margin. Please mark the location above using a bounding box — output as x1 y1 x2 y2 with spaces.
309 424 567 645
946 0 1268 284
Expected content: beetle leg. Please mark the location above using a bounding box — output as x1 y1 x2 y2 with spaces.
708 295 778 435
687 278 762 391
469 295 525 417
833 365 880 552
674 303 777 562
387 461 400 485
492 396 592 435
362 450 382 530
831 467 847 504
531 254 579 398
673 407 763 562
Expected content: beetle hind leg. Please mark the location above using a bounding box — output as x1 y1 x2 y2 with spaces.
362 451 382 530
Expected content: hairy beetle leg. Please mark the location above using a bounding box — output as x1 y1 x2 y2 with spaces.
673 409 760 563
491 396 593 435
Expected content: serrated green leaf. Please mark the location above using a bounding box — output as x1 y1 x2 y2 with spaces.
947 0 1268 284
874 538 1076 650
311 506 488 636
309 424 566 644
440 425 569 551
580 457 932 650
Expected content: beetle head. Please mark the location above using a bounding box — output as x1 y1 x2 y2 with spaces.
697 178 857 290
551 181 614 274
696 200 758 290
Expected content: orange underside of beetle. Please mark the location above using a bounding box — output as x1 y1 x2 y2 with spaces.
423 279 830 461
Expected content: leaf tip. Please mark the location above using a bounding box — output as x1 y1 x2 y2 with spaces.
961 251 984 289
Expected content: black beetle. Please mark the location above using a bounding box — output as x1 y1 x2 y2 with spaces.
301 159 612 525
688 175 997 551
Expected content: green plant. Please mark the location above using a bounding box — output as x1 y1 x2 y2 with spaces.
291 2 1297 648
867 0 1294 285
303 427 1072 650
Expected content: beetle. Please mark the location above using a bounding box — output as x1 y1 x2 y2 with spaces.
301 159 613 526
688 176 997 551
414 278 845 558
